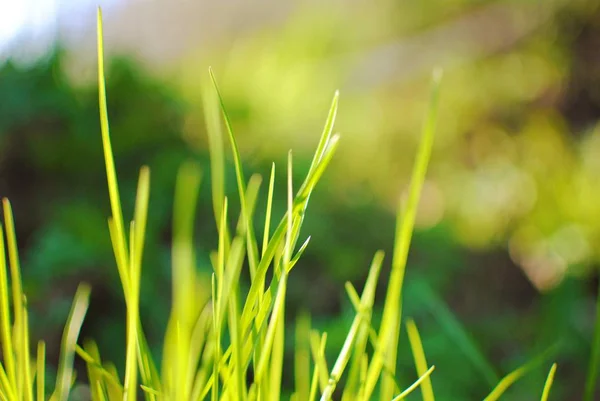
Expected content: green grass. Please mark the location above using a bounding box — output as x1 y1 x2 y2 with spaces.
0 6 568 401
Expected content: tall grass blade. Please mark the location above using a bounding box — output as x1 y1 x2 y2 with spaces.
364 69 442 401
0 223 16 393
96 7 129 280
209 67 260 278
2 199 25 400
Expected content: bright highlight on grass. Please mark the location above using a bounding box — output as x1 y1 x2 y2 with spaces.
0 5 567 401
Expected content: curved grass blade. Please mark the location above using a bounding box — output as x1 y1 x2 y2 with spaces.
298 91 339 196
405 319 435 401
51 284 91 401
96 7 129 284
2 199 25 399
391 366 436 401
209 67 260 277
483 346 558 401
0 222 16 393
540 363 557 401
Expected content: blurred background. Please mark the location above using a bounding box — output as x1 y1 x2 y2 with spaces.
2 0 600 399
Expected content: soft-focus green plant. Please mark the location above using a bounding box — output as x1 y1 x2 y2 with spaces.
0 6 567 401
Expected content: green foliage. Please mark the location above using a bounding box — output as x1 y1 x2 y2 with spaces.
2 3 600 400
0 8 567 401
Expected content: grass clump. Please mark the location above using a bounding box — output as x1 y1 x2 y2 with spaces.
0 7 562 401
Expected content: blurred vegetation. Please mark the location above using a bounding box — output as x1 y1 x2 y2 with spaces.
1 0 600 399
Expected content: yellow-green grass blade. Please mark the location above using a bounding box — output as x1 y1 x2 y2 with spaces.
342 251 384 401
211 272 220 401
136 323 160 401
309 331 330 395
36 342 45 401
94 382 108 401
405 319 435 401
540 363 557 401
202 73 226 229
391 366 436 401
215 237 245 335
269 298 285 401
209 67 260 278
483 347 557 401
172 162 202 319
298 91 339 197
162 161 202 399
132 166 150 284
187 303 214 401
104 362 125 401
75 342 125 398
294 312 311 401
96 7 129 282
107 218 130 302
240 133 339 336
0 222 15 393
262 163 276 257
265 152 294 401
236 174 262 236
284 151 294 265
123 167 150 401
2 199 25 399
364 69 442 401
224 240 247 401
79 342 106 401
254 269 288 385
22 298 33 401
124 223 139 401
51 284 91 401
0 362 15 401
320 252 383 401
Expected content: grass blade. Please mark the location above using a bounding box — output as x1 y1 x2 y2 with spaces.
209 67 260 278
294 312 311 401
36 342 45 401
96 7 129 282
262 163 276 257
342 251 384 401
2 199 25 400
365 69 442 401
483 347 557 401
52 284 91 401
405 319 435 401
391 366 436 401
0 222 15 393
540 363 557 401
